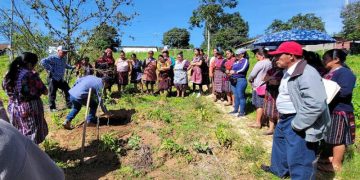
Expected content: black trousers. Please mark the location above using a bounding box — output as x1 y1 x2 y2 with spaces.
48 78 71 109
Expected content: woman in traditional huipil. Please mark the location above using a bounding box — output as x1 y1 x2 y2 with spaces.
173 52 190 97
222 49 236 106
320 49 356 171
3 52 48 144
210 50 225 102
130 53 143 92
116 50 131 94
142 50 157 94
157 55 171 94
190 48 203 97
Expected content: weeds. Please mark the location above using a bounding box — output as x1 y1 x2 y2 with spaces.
42 139 65 159
116 165 142 178
99 132 124 155
161 139 189 155
148 108 172 123
199 107 212 122
193 141 212 154
215 123 234 148
128 134 141 150
237 143 265 162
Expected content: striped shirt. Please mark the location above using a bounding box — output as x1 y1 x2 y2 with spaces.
40 55 73 81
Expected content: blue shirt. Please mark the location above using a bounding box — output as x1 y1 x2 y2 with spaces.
41 55 73 81
231 58 249 78
69 75 107 113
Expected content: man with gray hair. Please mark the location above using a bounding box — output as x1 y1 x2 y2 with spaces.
261 41 330 180
41 45 74 112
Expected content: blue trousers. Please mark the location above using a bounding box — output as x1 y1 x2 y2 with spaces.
230 77 247 115
270 115 318 180
65 95 98 123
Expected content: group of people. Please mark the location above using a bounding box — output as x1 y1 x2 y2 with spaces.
0 40 357 179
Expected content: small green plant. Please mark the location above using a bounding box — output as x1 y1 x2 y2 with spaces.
193 141 212 154
237 144 265 162
116 165 142 178
100 132 123 154
215 123 233 148
199 107 211 122
128 134 141 150
148 108 172 123
160 139 188 155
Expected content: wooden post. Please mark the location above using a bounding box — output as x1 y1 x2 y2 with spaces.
81 88 92 154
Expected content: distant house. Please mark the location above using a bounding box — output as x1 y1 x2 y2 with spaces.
0 44 9 50
119 46 158 53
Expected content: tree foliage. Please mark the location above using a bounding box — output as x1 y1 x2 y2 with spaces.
162 28 190 49
0 6 52 58
0 0 135 61
341 1 360 40
189 0 248 49
266 13 325 33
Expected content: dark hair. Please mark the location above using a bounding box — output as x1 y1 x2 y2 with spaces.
158 55 164 59
194 48 200 53
162 50 169 55
83 56 90 61
225 49 234 55
254 47 270 58
323 49 347 63
200 49 204 53
177 51 183 58
131 53 137 58
4 52 38 89
102 76 112 85
303 50 323 68
119 50 125 55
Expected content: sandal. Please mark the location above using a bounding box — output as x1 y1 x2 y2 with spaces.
248 124 261 129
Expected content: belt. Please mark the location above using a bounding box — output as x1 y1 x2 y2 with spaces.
279 113 296 119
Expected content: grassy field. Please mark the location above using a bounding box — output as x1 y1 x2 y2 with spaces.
0 51 359 179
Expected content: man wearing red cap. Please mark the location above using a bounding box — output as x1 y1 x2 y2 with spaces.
261 41 330 179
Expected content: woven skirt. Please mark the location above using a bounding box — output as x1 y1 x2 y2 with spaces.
117 71 129 85
325 111 355 145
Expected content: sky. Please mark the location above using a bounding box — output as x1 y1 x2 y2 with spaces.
0 0 350 47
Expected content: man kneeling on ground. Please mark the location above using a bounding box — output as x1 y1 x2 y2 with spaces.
63 75 112 130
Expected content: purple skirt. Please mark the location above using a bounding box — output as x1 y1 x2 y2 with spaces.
191 66 202 84
117 71 129 85
8 99 48 144
158 78 171 90
213 69 224 93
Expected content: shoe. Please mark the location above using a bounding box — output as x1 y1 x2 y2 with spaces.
196 93 201 98
228 111 237 116
261 164 271 173
262 131 274 135
63 121 73 130
248 124 261 129
50 108 58 112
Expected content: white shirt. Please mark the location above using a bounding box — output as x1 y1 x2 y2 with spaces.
276 61 300 114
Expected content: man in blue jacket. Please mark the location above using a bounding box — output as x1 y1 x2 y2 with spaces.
261 41 331 180
63 75 111 130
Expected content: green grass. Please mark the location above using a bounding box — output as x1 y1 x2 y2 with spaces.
0 52 359 178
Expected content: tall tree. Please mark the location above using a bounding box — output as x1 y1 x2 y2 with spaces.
341 1 360 40
162 28 190 49
210 12 249 48
266 13 325 33
189 0 240 54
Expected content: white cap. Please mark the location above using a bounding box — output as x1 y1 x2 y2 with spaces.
235 48 246 55
57 45 69 52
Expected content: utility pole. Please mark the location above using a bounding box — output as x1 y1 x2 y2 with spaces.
9 0 14 61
